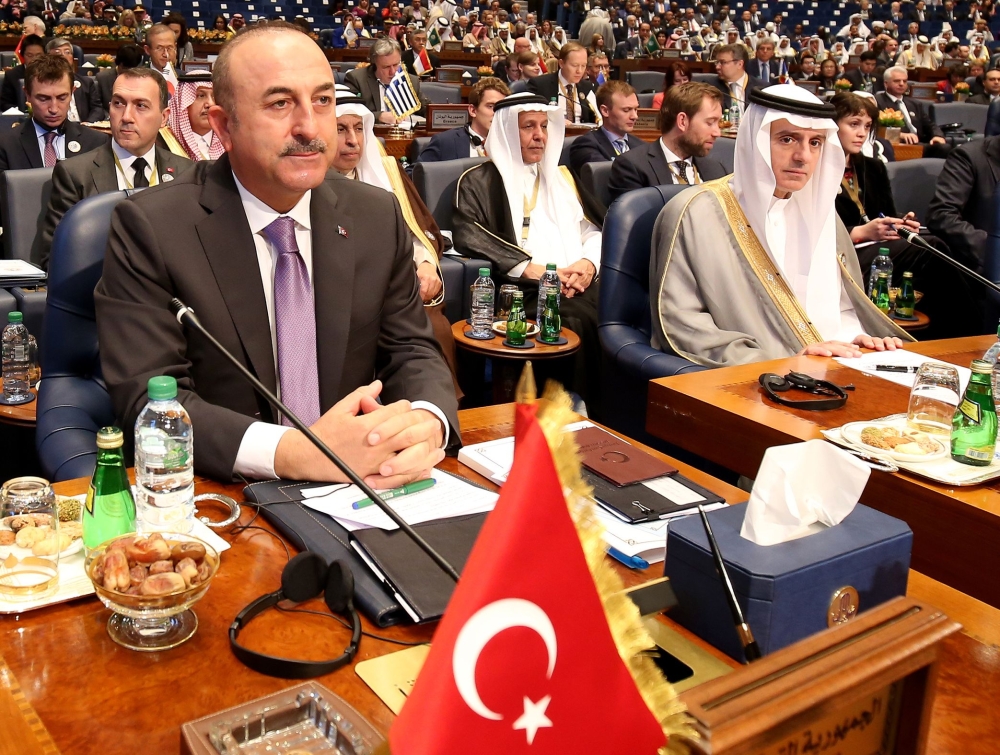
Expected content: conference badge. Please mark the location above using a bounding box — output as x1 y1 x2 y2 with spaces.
68 141 81 153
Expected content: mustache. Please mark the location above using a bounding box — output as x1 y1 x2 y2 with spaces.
280 138 328 156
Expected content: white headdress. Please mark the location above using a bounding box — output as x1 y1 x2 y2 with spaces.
334 84 393 192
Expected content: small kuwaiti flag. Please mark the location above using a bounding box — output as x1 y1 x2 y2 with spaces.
384 65 422 118
389 375 694 755
414 47 434 76
161 61 179 98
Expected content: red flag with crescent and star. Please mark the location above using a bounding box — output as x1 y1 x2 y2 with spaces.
389 402 667 754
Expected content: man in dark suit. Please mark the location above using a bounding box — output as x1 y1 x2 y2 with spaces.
844 51 883 93
345 37 429 125
568 80 643 179
39 68 192 270
0 56 107 171
711 42 764 114
745 39 777 85
876 65 947 156
417 77 510 163
46 37 106 122
968 68 1000 104
735 10 756 36
526 42 598 124
95 43 143 115
95 23 458 485
0 34 45 112
927 137 1000 272
609 82 728 200
401 28 441 77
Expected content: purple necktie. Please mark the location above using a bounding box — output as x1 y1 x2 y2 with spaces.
42 131 57 168
261 216 321 427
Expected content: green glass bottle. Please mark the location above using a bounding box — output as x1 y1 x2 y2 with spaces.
506 290 527 346
538 289 562 344
895 271 916 318
951 360 998 467
83 426 137 555
871 271 891 314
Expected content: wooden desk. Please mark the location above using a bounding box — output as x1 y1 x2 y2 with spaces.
892 142 925 161
646 336 1000 609
2 403 998 753
0 390 36 427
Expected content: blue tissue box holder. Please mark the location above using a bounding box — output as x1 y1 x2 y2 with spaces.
664 502 912 663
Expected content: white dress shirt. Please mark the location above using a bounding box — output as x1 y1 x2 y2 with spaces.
32 120 66 162
67 85 80 122
231 174 448 479
558 72 585 124
659 140 698 184
188 129 216 159
111 140 157 189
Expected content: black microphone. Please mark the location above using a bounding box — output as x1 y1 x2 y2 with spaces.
893 225 1000 297
168 298 461 583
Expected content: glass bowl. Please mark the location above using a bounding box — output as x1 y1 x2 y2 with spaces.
85 532 219 652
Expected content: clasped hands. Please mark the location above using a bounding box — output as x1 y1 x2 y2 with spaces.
522 259 596 298
274 380 445 489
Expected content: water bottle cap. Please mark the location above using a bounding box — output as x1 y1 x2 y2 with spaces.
6 311 22 323
546 263 557 270
902 271 914 278
147 375 178 401
478 267 490 277
96 426 124 449
878 248 890 255
971 359 993 375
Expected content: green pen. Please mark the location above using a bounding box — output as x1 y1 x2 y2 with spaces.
351 478 437 509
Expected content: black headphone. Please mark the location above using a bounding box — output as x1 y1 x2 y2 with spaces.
758 371 854 410
466 125 484 147
229 552 361 679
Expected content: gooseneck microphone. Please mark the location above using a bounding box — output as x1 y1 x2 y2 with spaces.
893 225 1000 297
169 298 461 582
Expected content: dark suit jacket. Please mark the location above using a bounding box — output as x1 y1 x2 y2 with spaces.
96 67 117 113
38 142 192 270
0 64 26 112
834 153 897 232
875 92 943 143
568 128 644 179
608 139 729 199
344 64 428 118
525 72 598 123
967 93 996 105
0 118 108 171
927 136 1000 270
74 74 105 122
745 58 781 85
402 48 441 76
417 126 476 163
711 73 765 112
844 67 884 93
94 156 461 480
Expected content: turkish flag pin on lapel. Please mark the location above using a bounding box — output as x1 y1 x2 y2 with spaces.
338 225 348 238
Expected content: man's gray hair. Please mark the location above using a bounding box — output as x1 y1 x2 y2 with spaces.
22 16 45 35
45 37 72 52
369 37 401 63
883 64 908 83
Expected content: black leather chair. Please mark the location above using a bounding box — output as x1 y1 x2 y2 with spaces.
637 92 655 108
598 184 705 445
987 99 1000 137
420 82 463 104
1 166 54 263
0 288 15 320
579 161 613 211
559 134 578 166
931 101 989 135
627 70 664 93
886 158 946 223
707 136 736 173
35 192 123 482
407 135 432 164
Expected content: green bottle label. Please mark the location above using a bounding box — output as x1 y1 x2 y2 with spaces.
960 398 982 425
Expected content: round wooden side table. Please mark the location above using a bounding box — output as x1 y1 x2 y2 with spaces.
893 311 931 333
0 389 37 428
451 320 580 402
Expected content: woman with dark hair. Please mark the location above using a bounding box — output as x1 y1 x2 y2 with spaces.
164 13 194 65
832 91 973 337
587 33 605 55
652 61 690 109
936 64 969 102
810 57 840 98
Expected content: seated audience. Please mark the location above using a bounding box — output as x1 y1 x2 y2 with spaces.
39 68 192 270
586 51 611 86
712 42 764 116
568 80 641 179
0 33 44 112
876 66 947 156
512 51 544 81
402 29 441 77
95 43 143 115
652 61 691 110
526 42 598 124
969 68 1000 104
163 13 194 67
95 22 458 485
927 135 1000 273
345 38 429 124
46 38 105 122
810 57 841 98
164 71 224 161
463 21 489 50
936 64 969 102
844 50 881 93
144 23 178 79
609 82 728 200
795 53 817 81
417 77 510 162
746 40 778 85
453 92 602 406
649 85 908 368
0 56 108 171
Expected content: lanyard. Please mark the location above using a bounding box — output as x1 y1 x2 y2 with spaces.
521 173 541 245
112 151 158 189
841 172 868 223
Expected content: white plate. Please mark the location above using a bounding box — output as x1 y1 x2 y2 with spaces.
492 320 539 337
840 419 949 463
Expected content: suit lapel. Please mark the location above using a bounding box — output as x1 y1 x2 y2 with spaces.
647 143 673 185
195 157 278 394
19 121 43 169
90 144 118 193
310 179 353 411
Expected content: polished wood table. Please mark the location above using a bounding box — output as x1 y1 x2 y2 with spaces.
646 336 1000 609
2 403 999 754
0 389 37 427
894 309 931 332
892 142 925 161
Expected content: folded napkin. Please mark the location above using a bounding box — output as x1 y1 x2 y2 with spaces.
741 440 870 546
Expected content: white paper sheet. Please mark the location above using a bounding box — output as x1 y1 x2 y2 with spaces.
642 475 706 505
457 420 595 484
0 259 45 278
835 349 971 394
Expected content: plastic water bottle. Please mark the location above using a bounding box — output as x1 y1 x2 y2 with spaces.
982 321 1000 365
536 263 560 324
135 376 194 533
470 267 495 339
867 250 892 297
1 311 30 403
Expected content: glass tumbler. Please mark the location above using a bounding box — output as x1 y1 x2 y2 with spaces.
0 477 60 601
496 284 519 322
906 363 962 436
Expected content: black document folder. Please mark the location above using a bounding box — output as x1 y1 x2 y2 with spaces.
584 470 725 523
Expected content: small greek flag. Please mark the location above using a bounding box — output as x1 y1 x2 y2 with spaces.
384 65 421 118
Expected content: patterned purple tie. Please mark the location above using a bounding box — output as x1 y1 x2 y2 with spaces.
42 131 57 168
261 216 321 427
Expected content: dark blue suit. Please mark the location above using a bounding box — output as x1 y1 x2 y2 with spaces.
416 126 475 164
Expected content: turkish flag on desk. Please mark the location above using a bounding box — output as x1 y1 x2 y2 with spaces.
390 403 667 754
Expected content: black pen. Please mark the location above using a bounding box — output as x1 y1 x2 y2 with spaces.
698 505 761 663
874 365 919 373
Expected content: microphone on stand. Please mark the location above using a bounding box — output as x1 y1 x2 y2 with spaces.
168 298 461 583
893 225 1000 297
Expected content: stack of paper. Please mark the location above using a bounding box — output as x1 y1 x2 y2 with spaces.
300 469 498 531
835 349 971 393
0 259 45 287
458 420 594 483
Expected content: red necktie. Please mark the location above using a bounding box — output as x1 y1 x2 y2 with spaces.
42 131 57 168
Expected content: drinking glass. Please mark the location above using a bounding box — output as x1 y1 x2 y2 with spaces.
26 335 39 387
0 477 60 601
496 284 519 321
906 363 962 436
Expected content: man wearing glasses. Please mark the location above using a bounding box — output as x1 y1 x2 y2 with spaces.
586 52 610 86
144 23 178 77
712 43 763 116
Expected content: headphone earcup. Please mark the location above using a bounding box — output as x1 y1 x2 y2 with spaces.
324 560 355 614
758 373 788 391
281 552 329 604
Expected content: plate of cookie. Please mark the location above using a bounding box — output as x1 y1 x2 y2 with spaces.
840 420 949 463
0 510 84 559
